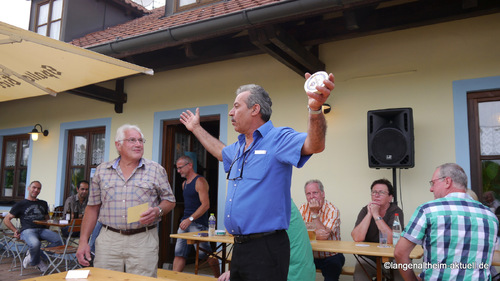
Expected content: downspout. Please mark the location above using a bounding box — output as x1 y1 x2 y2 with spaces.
88 0 344 55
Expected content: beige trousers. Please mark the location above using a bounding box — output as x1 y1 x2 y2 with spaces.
94 226 159 277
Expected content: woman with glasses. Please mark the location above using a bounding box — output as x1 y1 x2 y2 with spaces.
351 178 405 281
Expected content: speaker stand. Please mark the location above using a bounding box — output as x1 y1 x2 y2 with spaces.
392 168 398 206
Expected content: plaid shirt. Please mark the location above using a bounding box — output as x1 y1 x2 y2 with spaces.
403 192 498 280
88 157 175 230
299 200 341 259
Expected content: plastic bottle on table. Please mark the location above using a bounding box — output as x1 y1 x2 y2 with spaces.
392 213 401 246
208 213 216 236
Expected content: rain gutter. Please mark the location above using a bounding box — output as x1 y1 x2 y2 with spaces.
88 0 346 55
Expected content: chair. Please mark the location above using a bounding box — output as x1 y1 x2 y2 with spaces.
53 206 64 220
1 218 30 276
41 218 82 275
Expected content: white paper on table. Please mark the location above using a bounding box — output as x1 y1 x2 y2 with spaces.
65 269 90 279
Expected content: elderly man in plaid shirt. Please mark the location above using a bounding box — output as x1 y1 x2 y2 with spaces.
76 124 176 277
299 179 345 281
395 163 498 281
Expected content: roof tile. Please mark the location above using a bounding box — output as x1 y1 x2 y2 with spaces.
71 0 281 48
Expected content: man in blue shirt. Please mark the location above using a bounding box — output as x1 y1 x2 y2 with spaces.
180 72 334 281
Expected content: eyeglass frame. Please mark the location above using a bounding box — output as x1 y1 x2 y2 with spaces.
176 162 190 170
227 142 256 181
371 190 389 196
120 138 146 144
429 176 446 187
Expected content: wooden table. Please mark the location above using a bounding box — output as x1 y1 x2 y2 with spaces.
171 231 425 281
34 219 71 244
20 267 212 281
311 240 423 280
170 231 234 274
491 250 500 266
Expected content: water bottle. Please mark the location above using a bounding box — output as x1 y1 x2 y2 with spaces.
208 213 216 236
392 213 401 246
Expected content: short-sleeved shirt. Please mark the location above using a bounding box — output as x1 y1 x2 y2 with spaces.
354 202 404 262
222 121 310 235
63 194 88 216
354 202 404 243
88 157 176 230
9 199 48 232
288 199 316 281
300 199 341 258
403 192 498 280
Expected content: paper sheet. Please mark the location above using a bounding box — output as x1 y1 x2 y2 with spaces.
127 203 149 223
66 269 90 279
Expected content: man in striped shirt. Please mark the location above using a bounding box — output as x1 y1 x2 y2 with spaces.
395 163 498 281
299 179 345 281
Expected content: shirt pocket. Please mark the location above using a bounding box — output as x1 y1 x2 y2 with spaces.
244 153 270 180
101 183 115 202
134 181 156 200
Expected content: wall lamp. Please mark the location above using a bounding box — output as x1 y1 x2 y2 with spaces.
28 124 49 141
322 103 332 114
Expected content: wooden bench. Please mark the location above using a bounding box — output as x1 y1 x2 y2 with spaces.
157 269 217 281
316 266 354 276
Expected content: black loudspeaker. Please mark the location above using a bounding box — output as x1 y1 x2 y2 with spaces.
367 108 414 168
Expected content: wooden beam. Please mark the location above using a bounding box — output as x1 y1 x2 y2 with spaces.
249 25 324 76
67 80 127 113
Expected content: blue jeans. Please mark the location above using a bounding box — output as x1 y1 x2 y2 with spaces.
315 253 345 281
20 228 62 266
89 221 103 254
174 222 211 259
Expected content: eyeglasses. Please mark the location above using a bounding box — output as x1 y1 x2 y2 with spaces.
227 142 255 181
121 138 146 144
371 190 389 196
176 163 189 170
429 176 446 187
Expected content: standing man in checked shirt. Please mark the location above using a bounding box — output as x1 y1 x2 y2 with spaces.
76 124 176 277
395 163 498 281
299 179 345 281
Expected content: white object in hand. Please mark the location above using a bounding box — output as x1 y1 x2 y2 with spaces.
304 71 328 94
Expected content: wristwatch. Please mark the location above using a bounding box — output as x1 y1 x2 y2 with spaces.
189 216 194 222
157 206 163 217
375 216 383 221
308 106 322 115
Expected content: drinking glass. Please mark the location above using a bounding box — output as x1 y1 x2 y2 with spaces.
48 204 54 221
379 231 389 248
305 222 316 242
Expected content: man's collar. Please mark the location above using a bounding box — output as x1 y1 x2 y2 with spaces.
237 120 273 143
112 156 144 169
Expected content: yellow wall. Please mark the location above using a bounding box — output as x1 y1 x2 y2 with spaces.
1 13 500 247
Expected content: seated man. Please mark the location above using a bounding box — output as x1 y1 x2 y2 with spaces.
61 180 89 237
351 178 404 281
395 163 498 280
3 181 63 272
299 179 345 281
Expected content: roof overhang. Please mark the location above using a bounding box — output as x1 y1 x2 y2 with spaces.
0 21 153 112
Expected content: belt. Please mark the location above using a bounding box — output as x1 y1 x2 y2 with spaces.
233 230 284 244
103 224 156 236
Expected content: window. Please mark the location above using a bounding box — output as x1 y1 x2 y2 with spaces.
35 0 63 40
175 0 220 12
0 134 29 202
64 127 105 199
467 90 500 209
